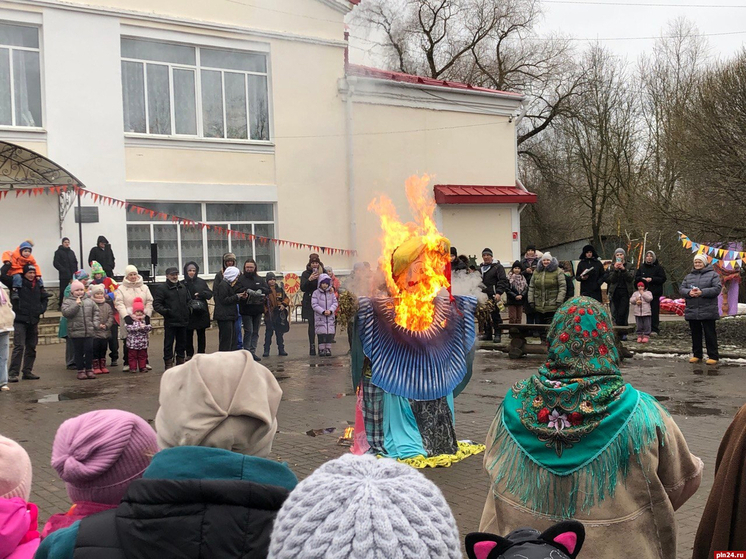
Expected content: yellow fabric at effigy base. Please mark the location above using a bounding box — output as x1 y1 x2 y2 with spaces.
394 441 486 469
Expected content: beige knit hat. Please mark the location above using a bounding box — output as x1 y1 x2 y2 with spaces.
0 434 32 500
693 253 708 266
155 351 282 457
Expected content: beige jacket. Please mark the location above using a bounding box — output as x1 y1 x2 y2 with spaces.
114 275 154 339
0 287 15 333
480 410 703 559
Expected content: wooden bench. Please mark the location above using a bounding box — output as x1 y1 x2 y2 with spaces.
491 323 636 360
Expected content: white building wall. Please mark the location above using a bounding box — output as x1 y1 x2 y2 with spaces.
43 8 128 276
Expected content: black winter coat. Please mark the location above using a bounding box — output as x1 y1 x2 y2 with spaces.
88 243 115 277
153 280 191 328
73 477 288 559
183 262 213 330
635 262 667 298
53 246 78 282
213 280 240 322
237 273 269 316
11 277 49 324
480 262 510 298
300 267 324 320
575 258 604 302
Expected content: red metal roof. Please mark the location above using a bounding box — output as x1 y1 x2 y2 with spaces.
434 184 537 205
346 64 523 98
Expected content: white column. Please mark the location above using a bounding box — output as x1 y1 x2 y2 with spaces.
43 9 127 275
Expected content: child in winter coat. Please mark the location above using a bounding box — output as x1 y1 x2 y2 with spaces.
124 297 152 373
630 281 654 343
0 435 40 559
39 410 158 540
263 272 290 357
506 261 528 324
61 280 100 380
90 284 114 374
3 240 43 295
311 274 338 357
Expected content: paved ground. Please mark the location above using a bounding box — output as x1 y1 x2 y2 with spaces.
1 325 743 558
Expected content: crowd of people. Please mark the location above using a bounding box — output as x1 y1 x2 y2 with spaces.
452 242 721 364
0 297 743 557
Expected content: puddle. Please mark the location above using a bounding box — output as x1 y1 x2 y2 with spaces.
35 389 116 403
655 396 723 416
274 375 290 381
308 362 346 369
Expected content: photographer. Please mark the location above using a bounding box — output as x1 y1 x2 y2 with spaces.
301 254 325 356
575 244 604 302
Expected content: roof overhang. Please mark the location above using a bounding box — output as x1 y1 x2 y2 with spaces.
434 184 537 205
341 64 524 117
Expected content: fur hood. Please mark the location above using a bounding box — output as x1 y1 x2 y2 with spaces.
537 257 559 272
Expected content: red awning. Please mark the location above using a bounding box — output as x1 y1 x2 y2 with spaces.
434 184 537 205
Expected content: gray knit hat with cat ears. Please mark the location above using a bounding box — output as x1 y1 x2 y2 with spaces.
268 453 461 559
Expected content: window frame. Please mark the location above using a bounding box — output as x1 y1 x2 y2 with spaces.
125 202 278 277
0 20 44 131
120 37 272 143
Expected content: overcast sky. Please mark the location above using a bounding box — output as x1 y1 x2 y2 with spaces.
348 0 746 66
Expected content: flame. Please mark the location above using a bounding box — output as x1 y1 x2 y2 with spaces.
368 174 450 331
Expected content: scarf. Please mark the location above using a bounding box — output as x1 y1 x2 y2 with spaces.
486 296 666 516
508 272 527 292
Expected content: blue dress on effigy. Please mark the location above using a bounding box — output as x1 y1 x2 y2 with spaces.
351 294 477 459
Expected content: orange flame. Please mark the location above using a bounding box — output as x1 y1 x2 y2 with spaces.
368 174 450 331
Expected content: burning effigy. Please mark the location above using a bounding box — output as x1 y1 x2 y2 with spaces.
349 175 485 467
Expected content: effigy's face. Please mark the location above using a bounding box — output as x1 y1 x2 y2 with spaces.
396 253 426 293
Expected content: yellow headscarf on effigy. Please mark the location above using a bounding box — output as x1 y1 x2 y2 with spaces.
391 235 450 284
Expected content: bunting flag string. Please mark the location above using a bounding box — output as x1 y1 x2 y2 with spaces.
677 231 744 269
1 185 357 257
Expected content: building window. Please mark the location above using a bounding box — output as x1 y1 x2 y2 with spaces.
121 38 270 141
126 202 276 276
0 22 42 128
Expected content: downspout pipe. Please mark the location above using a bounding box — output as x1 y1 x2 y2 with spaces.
343 30 357 256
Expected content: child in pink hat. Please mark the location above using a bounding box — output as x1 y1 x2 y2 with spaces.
41 409 158 538
0 434 40 558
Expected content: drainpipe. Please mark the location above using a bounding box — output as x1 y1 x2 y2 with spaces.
512 105 529 260
344 81 357 256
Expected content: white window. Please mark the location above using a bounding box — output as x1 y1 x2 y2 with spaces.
0 22 42 128
121 38 270 141
126 202 276 276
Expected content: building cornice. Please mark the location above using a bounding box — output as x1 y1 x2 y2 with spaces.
340 75 523 117
3 0 348 48
314 0 352 14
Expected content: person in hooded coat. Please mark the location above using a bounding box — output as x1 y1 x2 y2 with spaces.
680 253 722 364
183 262 212 359
212 252 242 350
53 238 78 310
87 236 115 278
575 245 604 302
692 403 746 558
35 352 298 559
635 250 667 334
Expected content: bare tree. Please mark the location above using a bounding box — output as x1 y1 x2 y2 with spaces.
350 0 582 145
521 46 640 247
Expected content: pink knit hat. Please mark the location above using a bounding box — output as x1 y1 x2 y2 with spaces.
70 280 85 293
51 410 158 505
0 435 32 500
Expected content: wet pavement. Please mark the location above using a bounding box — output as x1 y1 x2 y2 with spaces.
0 326 743 558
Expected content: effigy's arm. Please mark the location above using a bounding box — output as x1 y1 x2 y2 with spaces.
453 344 475 398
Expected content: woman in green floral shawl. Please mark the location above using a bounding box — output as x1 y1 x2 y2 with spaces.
480 296 703 559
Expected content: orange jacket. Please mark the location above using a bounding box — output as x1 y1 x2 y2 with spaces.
3 247 42 277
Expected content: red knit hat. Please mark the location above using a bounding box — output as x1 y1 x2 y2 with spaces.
132 297 145 313
637 282 645 288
